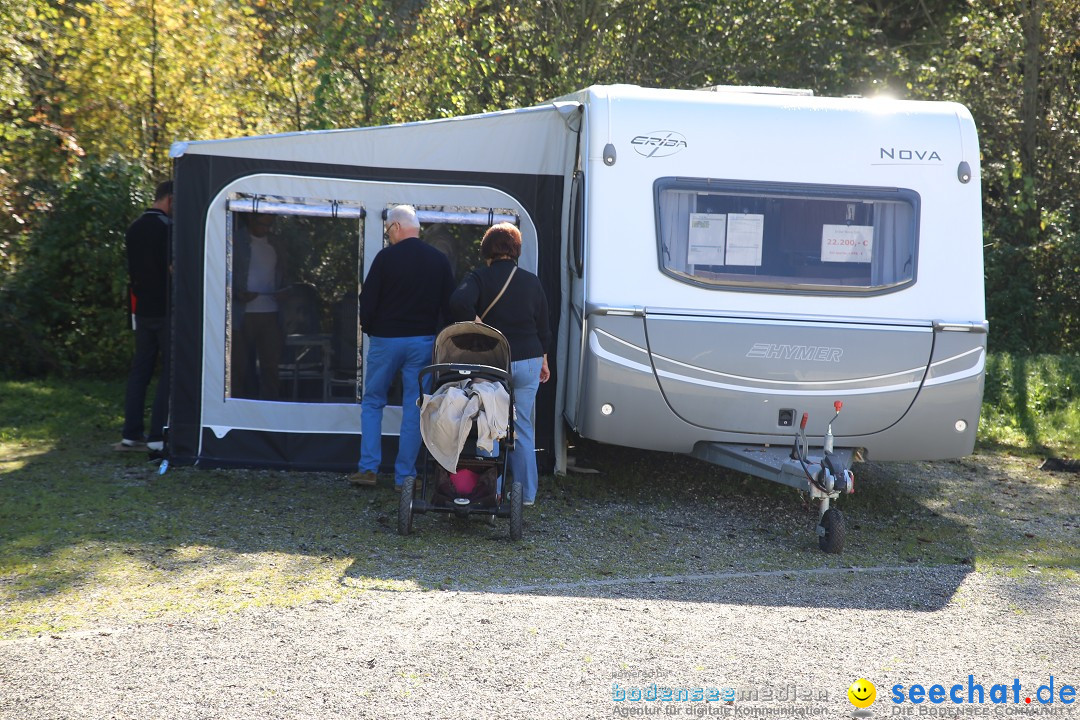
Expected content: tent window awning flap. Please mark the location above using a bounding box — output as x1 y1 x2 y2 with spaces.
227 196 366 219
408 209 519 226
227 196 519 227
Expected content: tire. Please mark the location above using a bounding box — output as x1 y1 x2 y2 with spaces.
398 476 415 536
817 508 846 554
509 481 524 541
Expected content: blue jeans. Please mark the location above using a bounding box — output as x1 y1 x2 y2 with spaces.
122 315 170 443
360 335 434 484
507 356 543 503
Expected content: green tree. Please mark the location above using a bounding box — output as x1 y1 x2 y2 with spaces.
911 0 1080 352
57 0 266 173
0 0 84 277
246 0 411 131
385 0 914 122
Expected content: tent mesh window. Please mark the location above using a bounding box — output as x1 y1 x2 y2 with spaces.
226 195 364 404
375 204 519 407
405 204 519 283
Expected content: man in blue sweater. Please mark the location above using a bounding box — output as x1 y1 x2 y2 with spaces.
355 205 456 488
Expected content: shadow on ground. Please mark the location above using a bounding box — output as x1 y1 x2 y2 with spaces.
17 377 1075 635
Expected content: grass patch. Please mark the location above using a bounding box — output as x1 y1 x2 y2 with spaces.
2 363 1078 639
979 353 1080 456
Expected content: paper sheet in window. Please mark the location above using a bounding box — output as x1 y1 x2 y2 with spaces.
821 224 873 263
687 213 727 266
725 213 764 266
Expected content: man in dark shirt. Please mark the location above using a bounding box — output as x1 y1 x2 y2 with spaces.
355 205 455 488
118 180 172 451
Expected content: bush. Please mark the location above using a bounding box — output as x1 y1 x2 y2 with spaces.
0 157 150 377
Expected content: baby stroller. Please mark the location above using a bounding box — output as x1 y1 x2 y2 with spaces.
398 322 524 540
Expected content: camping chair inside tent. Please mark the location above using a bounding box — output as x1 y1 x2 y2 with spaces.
329 293 360 401
278 282 330 401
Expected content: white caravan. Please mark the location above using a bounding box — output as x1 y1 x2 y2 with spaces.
557 86 985 551
168 85 986 552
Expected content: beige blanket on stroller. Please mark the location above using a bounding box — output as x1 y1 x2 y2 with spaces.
418 379 511 473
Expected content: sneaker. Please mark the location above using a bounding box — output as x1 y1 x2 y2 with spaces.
523 499 535 507
147 441 164 452
349 471 378 487
114 438 147 452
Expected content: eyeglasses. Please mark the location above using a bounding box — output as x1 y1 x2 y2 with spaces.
385 221 399 233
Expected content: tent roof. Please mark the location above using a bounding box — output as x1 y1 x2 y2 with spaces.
170 101 582 177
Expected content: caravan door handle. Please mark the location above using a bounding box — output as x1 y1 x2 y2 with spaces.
933 321 988 333
584 304 644 318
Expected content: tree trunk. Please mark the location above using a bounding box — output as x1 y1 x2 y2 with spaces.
1020 0 1042 239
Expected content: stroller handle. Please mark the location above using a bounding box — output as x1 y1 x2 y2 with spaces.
419 362 510 388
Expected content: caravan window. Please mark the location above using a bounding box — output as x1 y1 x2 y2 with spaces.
226 196 363 403
655 179 919 294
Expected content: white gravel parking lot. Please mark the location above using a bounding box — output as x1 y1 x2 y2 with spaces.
2 565 1077 719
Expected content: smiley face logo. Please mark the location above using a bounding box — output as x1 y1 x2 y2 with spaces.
848 678 877 708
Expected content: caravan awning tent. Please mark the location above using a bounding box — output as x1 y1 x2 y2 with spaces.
168 102 581 471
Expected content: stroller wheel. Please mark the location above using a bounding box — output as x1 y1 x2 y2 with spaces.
509 481 524 541
398 476 416 536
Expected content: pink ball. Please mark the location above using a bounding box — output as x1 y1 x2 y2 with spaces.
449 468 479 494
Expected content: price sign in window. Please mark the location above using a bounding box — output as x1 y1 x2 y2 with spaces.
821 224 873 263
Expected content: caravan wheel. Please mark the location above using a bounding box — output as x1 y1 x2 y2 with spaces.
817 508 846 554
398 476 415 536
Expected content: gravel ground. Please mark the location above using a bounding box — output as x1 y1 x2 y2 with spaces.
2 566 1077 719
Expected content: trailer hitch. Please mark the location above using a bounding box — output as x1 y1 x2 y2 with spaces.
791 401 855 553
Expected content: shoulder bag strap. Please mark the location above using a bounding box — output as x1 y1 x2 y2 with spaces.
479 266 517 321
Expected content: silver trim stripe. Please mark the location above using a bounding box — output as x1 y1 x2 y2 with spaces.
590 330 984 397
590 330 655 375
653 349 925 388
597 328 926 387
645 314 932 332
925 348 985 387
929 346 984 370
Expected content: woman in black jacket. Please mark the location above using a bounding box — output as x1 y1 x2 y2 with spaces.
449 222 551 505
